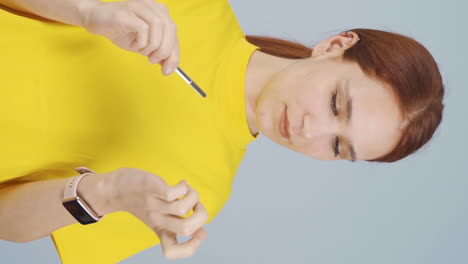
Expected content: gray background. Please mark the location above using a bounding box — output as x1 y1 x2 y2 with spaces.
1 0 467 263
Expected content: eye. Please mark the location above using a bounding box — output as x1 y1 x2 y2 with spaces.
333 136 340 157
331 90 338 116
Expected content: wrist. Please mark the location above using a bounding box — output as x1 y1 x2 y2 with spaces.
77 171 116 216
76 0 101 28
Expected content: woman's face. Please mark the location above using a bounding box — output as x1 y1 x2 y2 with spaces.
255 34 404 161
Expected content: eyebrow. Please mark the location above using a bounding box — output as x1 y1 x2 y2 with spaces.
344 80 357 162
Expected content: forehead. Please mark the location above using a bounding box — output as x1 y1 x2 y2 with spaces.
346 70 403 160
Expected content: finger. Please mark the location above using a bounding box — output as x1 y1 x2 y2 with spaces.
158 228 205 260
148 20 176 71
141 0 178 70
190 226 208 240
127 14 149 51
145 6 178 68
163 180 189 202
132 2 164 57
160 184 199 216
159 37 180 76
149 0 180 76
163 202 209 236
146 177 188 202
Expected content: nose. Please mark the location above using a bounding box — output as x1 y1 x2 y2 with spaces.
302 113 341 141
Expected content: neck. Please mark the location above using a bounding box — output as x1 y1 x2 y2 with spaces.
244 50 294 137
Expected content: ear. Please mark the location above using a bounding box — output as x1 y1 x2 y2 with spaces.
311 31 360 58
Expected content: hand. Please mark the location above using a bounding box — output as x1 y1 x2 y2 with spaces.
107 167 209 259
79 0 180 76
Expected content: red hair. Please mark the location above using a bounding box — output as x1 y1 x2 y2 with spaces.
246 28 445 162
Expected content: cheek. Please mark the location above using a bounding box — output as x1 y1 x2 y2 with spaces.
293 137 334 160
296 84 330 118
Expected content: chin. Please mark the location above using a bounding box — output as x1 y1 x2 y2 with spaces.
255 102 282 141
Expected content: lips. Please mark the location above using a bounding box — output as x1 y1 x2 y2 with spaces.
284 106 291 138
280 106 290 139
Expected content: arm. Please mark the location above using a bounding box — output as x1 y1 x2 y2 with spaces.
0 0 98 26
0 166 209 258
0 0 181 75
0 172 113 243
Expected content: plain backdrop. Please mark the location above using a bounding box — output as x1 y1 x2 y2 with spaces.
1 0 467 263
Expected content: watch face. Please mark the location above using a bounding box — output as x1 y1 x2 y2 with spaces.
63 199 97 225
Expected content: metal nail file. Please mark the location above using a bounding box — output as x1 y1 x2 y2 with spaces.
175 67 206 98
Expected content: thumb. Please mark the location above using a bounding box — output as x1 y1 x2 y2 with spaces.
164 180 189 202
191 227 207 240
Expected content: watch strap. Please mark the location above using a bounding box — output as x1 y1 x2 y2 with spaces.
62 167 103 224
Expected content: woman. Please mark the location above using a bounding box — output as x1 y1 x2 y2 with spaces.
0 0 444 263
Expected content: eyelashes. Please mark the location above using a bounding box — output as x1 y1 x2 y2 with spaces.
333 136 340 157
331 90 338 115
331 89 340 157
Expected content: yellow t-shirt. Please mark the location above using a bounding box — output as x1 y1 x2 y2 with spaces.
0 0 260 263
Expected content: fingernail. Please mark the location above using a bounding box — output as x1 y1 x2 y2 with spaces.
150 58 160 64
163 67 172 75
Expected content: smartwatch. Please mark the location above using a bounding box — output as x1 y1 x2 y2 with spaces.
62 167 104 225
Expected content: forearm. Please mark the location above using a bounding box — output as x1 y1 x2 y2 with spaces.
0 172 113 243
0 0 98 26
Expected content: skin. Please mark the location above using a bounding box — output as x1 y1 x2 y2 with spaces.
244 31 405 162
